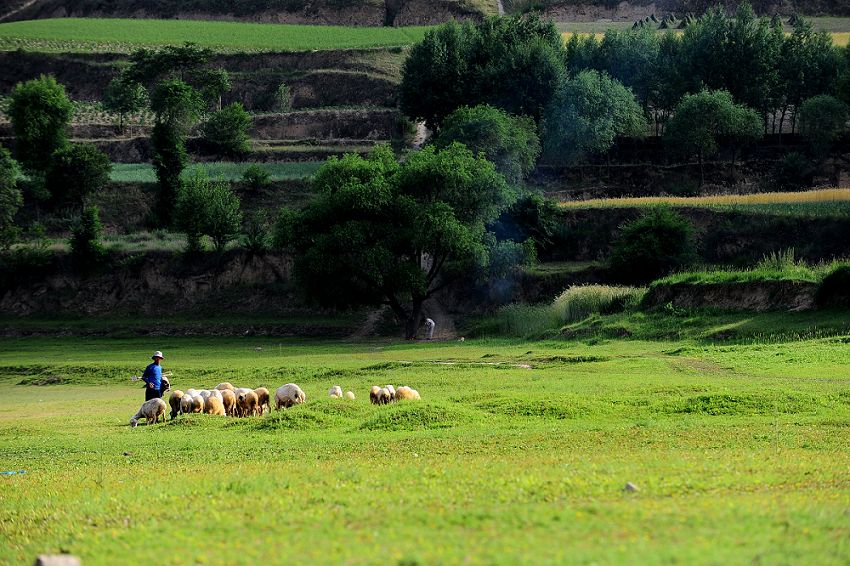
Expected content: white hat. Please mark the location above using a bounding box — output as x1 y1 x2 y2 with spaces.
152 351 164 360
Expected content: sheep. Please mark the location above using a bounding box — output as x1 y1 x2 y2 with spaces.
328 385 343 398
396 386 421 401
254 387 271 415
379 387 392 404
208 389 223 402
204 395 226 416
199 390 212 401
221 389 236 416
180 394 195 415
275 383 306 410
215 382 234 391
369 386 382 405
168 390 184 419
385 385 396 402
130 398 167 427
185 388 199 397
237 390 259 416
190 395 204 414
345 391 355 400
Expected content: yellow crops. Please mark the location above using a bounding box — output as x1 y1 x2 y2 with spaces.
558 188 850 209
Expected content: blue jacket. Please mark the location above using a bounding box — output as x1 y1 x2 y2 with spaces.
142 363 162 390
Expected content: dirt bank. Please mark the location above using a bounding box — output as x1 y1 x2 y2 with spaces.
643 280 819 311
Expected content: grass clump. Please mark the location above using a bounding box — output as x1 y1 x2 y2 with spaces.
553 284 645 324
360 403 475 431
677 393 818 416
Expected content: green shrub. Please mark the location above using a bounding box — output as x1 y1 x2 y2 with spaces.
816 265 850 308
242 213 271 255
174 171 243 253
772 152 815 192
8 75 73 175
70 206 107 272
275 83 292 112
45 143 112 208
552 285 645 324
201 102 252 158
205 178 243 253
240 164 272 192
610 206 696 283
0 147 23 251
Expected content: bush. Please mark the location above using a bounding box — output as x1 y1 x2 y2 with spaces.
492 303 562 337
772 152 815 192
491 192 560 257
798 95 849 159
240 164 272 192
45 143 112 208
815 264 850 309
609 206 696 283
0 148 23 251
201 102 252 158
8 75 73 175
552 285 645 324
242 213 271 255
174 171 243 253
275 83 293 112
70 206 107 272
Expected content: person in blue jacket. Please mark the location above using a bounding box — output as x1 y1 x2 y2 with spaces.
141 351 165 401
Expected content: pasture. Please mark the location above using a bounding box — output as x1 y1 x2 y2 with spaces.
0 18 431 52
1 328 848 564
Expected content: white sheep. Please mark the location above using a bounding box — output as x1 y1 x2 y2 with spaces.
168 390 184 419
385 385 396 402
129 398 167 427
208 389 223 402
275 383 306 409
215 382 235 391
199 390 212 400
396 386 421 401
185 388 199 397
328 385 343 398
345 391 355 400
180 394 195 415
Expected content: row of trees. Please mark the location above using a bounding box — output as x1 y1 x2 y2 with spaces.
400 8 850 178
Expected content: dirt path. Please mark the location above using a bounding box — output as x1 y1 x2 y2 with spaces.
0 0 38 22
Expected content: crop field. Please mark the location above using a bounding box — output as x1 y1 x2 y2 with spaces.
110 162 322 183
558 188 850 216
0 18 431 52
1 324 849 565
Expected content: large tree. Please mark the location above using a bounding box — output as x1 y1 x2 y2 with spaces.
7 75 73 175
665 89 762 185
543 70 646 165
434 104 540 184
798 94 849 160
399 15 565 129
45 143 112 210
275 144 516 339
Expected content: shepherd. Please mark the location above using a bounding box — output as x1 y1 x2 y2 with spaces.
424 318 436 340
139 351 166 401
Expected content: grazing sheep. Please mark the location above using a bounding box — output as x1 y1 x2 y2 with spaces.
180 394 195 415
221 389 236 416
275 383 306 410
328 385 343 398
215 382 234 391
199 390 212 400
204 395 226 416
209 389 224 402
237 390 259 416
190 395 204 414
385 385 396 402
185 389 199 397
168 390 184 420
254 387 271 415
379 387 392 404
129 398 167 427
369 386 382 405
345 391 355 400
396 386 421 401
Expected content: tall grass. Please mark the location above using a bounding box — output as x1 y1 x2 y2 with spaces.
110 162 322 183
655 252 849 286
553 285 646 324
559 188 850 209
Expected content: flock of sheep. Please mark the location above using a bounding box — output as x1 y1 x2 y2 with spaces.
129 381 420 427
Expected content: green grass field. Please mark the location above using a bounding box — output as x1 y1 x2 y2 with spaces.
0 18 431 52
1 314 849 564
110 162 322 183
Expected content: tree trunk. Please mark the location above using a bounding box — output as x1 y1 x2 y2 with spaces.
404 299 424 340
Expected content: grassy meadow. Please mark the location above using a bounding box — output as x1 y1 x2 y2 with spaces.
110 162 322 183
0 18 431 52
1 321 849 565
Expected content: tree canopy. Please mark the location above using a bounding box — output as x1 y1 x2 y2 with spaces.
434 104 540 184
543 70 646 164
45 143 112 209
8 75 73 175
275 144 516 338
399 15 565 129
0 147 23 250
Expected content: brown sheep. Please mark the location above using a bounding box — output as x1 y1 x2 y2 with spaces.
215 382 235 391
254 387 270 415
168 390 184 420
190 395 204 414
221 389 236 416
237 390 259 417
204 395 226 416
369 386 382 405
